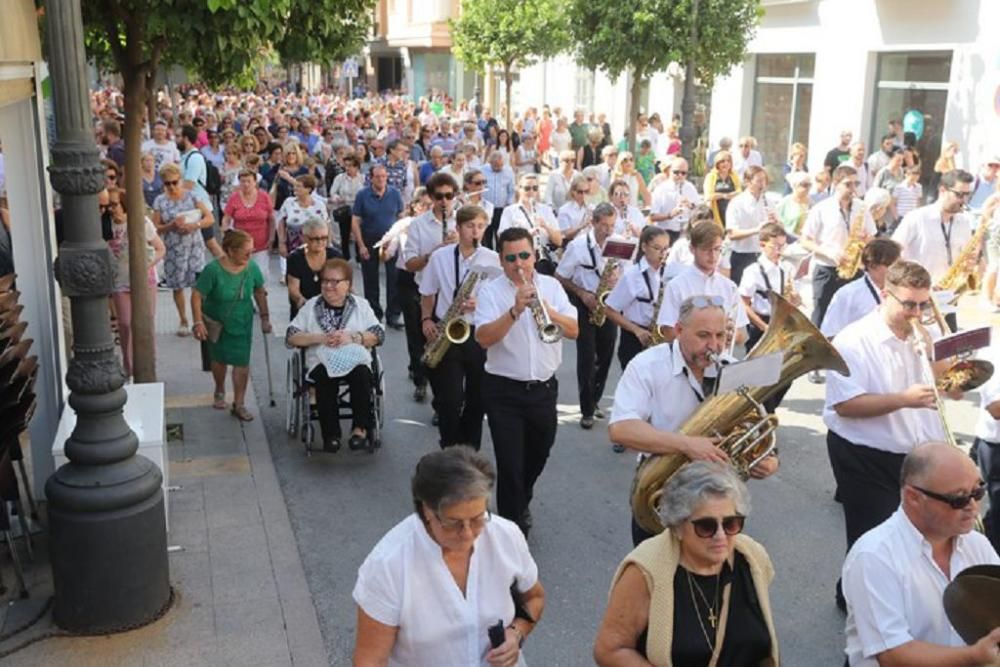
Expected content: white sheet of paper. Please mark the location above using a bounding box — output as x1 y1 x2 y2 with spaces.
716 352 784 395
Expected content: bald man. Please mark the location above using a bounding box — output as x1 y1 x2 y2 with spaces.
842 442 1000 667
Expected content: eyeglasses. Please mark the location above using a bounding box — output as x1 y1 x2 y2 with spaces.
522 185 539 192
673 170 688 176
433 509 491 534
433 191 456 201
574 189 589 195
320 277 350 286
947 188 973 199
842 180 860 188
471 180 487 186
647 244 670 253
306 236 329 243
504 251 533 262
912 483 986 510
886 290 932 313
689 515 746 538
163 179 180 187
106 173 118 180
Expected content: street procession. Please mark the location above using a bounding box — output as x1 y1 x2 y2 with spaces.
1 0 1000 665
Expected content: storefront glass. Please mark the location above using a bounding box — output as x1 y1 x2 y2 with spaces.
751 53 814 191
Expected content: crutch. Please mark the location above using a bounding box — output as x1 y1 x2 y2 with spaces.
260 312 276 407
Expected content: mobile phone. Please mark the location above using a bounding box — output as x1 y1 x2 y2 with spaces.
487 619 505 648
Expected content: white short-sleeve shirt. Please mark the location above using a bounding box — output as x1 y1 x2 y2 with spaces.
823 309 945 453
353 514 538 667
419 244 501 321
820 273 883 338
556 229 609 293
726 191 768 254
892 204 974 284
975 338 1000 442
651 180 701 232
610 340 709 433
843 508 1000 666
403 209 457 284
801 196 877 268
474 271 574 381
605 258 679 326
657 264 749 330
738 256 794 317
557 200 590 232
614 204 648 238
498 202 559 249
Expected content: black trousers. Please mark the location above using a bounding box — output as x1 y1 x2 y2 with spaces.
827 430 905 550
332 206 353 260
975 437 1000 552
572 296 617 418
308 364 372 440
617 327 646 370
483 373 559 529
396 270 428 389
359 234 399 322
729 251 760 288
485 206 503 250
427 335 486 449
811 265 853 329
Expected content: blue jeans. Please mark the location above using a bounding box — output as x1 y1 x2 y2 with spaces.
360 235 399 322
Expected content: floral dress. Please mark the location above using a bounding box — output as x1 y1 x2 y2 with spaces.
276 194 329 256
154 191 204 289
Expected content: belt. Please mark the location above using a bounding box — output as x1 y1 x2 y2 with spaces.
487 372 555 391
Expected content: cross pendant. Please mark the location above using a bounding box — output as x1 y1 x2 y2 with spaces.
708 609 717 628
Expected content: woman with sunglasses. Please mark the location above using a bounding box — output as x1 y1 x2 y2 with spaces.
353 446 545 666
152 162 214 337
703 149 742 228
497 174 562 275
286 219 342 320
286 258 383 452
611 151 652 209
544 149 578 211
557 174 594 244
594 461 779 666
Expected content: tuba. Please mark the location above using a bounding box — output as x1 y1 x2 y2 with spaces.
630 291 850 535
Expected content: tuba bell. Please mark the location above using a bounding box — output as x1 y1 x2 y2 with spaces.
630 291 851 535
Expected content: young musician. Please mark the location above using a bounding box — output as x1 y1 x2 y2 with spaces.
607 180 646 238
726 165 779 285
648 157 700 244
558 174 594 244
460 169 494 221
820 238 901 339
609 295 779 545
656 221 749 348
419 205 500 450
474 227 579 535
824 260 950 611
555 202 621 430
401 172 459 403
498 173 563 274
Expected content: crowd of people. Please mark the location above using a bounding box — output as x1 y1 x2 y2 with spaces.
85 82 1000 666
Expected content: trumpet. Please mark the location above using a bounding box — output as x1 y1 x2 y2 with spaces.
517 267 563 343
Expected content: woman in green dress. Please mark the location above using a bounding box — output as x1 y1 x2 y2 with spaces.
191 229 272 421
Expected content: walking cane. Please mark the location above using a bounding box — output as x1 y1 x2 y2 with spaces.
260 312 276 407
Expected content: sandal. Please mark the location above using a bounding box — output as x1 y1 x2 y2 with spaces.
177 324 191 337
212 392 226 410
231 404 254 422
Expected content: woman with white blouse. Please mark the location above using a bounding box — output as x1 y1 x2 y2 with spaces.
277 174 329 284
329 154 366 258
353 446 545 667
544 149 578 210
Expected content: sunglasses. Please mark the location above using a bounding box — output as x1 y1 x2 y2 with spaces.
163 179 180 187
306 236 329 243
690 515 746 538
433 191 456 201
688 294 725 308
886 290 932 313
522 185 539 191
948 188 973 199
912 483 986 510
574 189 589 194
471 180 487 186
504 251 533 262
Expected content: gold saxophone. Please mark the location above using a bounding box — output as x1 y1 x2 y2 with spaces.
934 213 987 296
421 269 485 369
630 292 850 535
647 269 668 347
836 201 867 280
589 259 619 326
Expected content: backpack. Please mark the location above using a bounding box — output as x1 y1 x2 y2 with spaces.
184 151 222 196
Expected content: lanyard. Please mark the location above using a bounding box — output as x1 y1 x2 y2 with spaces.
940 219 953 265
452 244 463 299
839 204 852 232
638 264 663 303
863 274 881 305
681 367 706 403
584 234 602 279
756 261 783 295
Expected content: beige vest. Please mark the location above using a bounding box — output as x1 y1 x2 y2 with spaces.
610 530 780 667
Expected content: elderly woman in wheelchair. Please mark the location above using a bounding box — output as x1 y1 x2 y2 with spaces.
286 258 385 452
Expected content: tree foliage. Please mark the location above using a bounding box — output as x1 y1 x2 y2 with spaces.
274 0 373 67
451 0 571 128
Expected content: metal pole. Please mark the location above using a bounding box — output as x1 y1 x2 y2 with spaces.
44 0 170 633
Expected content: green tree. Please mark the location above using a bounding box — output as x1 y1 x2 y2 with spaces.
570 0 761 160
451 0 571 129
274 0 372 69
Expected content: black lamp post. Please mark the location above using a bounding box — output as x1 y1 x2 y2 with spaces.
44 0 170 632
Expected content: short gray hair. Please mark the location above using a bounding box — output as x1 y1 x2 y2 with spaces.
656 462 750 529
592 202 616 223
411 446 495 516
864 187 892 211
677 294 726 325
302 218 327 237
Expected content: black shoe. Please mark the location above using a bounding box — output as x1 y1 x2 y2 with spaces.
387 319 404 331
323 437 341 453
348 433 368 451
580 416 595 430
612 443 625 453
594 407 606 419
431 411 439 426
414 385 427 402
835 579 847 614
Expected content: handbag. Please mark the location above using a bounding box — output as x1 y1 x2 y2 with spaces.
202 271 247 344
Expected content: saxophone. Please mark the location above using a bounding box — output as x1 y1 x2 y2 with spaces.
421 269 485 369
647 268 668 346
589 259 619 326
836 201 867 280
934 213 987 296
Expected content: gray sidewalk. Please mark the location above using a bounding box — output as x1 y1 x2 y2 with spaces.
0 328 328 666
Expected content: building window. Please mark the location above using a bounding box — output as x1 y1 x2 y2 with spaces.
871 51 952 189
750 53 814 191
574 67 594 112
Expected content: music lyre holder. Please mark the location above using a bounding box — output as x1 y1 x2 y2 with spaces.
933 326 990 362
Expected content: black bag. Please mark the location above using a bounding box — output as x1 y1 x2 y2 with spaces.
184 152 222 196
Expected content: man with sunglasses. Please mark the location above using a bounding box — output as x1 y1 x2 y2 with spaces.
892 169 976 332
556 203 621 430
402 173 460 401
825 260 953 612
474 227 578 536
842 442 999 667
610 294 779 545
498 174 562 275
649 157 701 244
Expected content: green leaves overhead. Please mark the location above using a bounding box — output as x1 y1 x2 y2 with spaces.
451 0 571 73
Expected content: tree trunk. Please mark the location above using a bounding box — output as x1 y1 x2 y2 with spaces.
144 70 157 136
503 64 513 131
679 0 699 168
122 65 156 382
627 68 643 155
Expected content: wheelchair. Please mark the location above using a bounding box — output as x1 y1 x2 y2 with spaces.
285 347 384 454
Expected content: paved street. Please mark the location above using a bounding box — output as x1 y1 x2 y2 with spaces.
247 260 989 666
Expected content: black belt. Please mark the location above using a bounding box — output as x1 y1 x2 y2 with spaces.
486 372 555 391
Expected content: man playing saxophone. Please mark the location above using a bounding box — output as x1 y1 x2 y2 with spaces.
555 203 622 431
609 294 780 546
892 169 976 332
419 205 500 450
474 227 578 536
